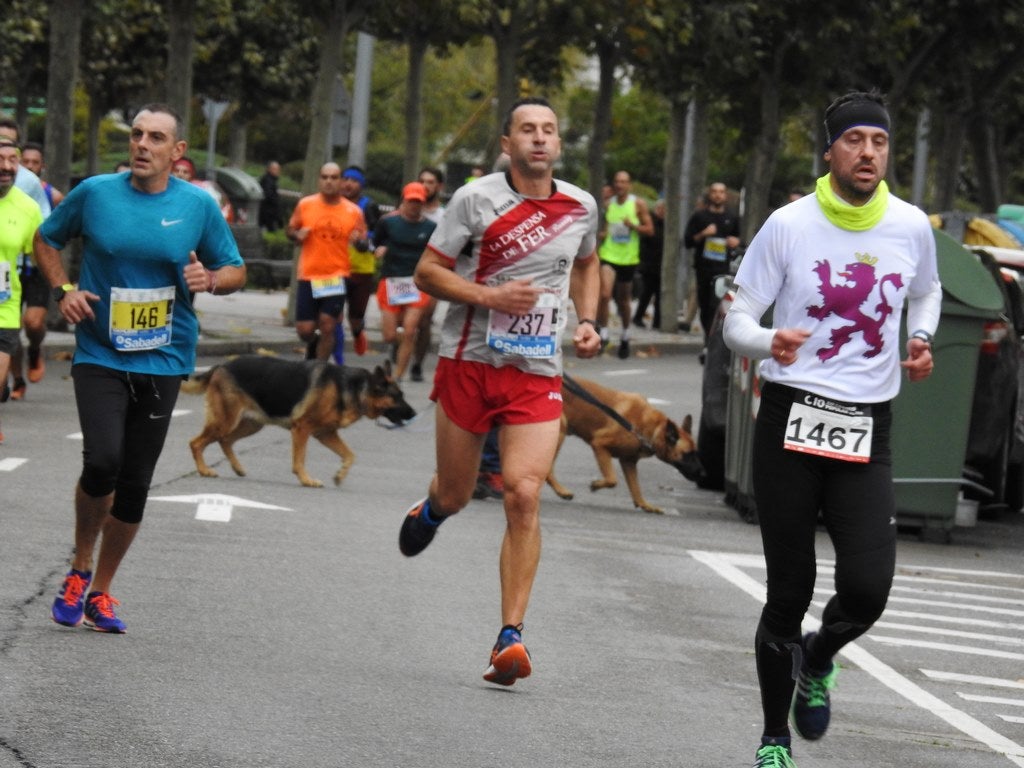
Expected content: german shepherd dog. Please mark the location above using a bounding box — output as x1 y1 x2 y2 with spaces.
546 376 705 514
182 356 415 488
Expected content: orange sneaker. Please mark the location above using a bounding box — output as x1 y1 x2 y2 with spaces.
27 346 45 383
483 624 532 686
353 330 368 356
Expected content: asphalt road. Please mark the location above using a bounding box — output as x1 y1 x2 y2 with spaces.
1 348 1023 768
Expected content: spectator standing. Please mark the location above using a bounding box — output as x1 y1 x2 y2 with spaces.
258 161 283 231
684 181 741 344
287 162 365 361
722 91 941 768
39 104 246 633
596 170 653 359
397 98 601 687
633 198 665 329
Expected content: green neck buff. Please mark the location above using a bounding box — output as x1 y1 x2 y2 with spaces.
815 173 889 231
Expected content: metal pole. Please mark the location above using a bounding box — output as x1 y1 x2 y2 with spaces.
347 32 374 168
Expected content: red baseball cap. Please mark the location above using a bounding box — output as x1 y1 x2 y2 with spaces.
402 182 428 202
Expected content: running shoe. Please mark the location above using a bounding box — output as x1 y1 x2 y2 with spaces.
617 339 630 359
409 363 423 382
472 471 504 500
398 498 444 557
792 632 838 740
51 569 93 627
27 346 45 383
353 329 368 356
753 741 796 768
9 377 26 401
483 624 532 686
83 591 127 633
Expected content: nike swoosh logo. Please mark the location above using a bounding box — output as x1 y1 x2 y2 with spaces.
161 218 184 227
149 413 168 420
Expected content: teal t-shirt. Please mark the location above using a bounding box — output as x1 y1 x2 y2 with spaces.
39 173 243 375
375 211 436 278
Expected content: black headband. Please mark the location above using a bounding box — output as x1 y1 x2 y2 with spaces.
824 99 890 149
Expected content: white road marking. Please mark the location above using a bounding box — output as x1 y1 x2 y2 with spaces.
0 457 28 471
690 550 1024 767
149 493 291 523
921 669 1024 690
869 634 1024 661
958 693 1024 708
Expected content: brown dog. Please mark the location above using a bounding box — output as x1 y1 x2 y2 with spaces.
546 376 705 513
182 355 415 488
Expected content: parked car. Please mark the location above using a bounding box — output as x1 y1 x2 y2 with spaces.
962 246 1024 514
698 244 1024 520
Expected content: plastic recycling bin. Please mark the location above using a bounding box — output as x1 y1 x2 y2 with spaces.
890 229 1004 538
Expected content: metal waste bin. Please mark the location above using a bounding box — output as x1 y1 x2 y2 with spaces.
890 229 1005 538
723 351 762 523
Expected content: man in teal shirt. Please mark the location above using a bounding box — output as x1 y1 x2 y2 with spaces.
36 103 246 634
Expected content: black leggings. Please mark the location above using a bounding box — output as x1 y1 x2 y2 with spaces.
752 382 897 734
72 364 182 524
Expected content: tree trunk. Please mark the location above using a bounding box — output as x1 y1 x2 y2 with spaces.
165 0 197 139
741 66 783 243
660 96 688 332
490 13 524 164
933 111 965 212
86 98 102 177
968 115 1001 212
44 0 82 194
301 0 350 194
587 40 617 203
403 35 428 182
227 118 248 167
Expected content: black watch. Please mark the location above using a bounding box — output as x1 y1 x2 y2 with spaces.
52 283 75 302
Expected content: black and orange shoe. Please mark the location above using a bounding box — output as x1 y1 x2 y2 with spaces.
9 377 27 401
27 346 45 383
483 624 532 686
398 498 444 557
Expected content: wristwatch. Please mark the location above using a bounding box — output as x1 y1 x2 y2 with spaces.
910 330 934 345
52 283 75 302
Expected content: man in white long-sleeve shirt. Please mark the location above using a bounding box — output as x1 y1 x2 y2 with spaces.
723 90 942 768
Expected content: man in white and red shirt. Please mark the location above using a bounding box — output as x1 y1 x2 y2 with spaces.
398 98 601 687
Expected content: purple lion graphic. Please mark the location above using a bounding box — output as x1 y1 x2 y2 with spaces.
806 258 903 361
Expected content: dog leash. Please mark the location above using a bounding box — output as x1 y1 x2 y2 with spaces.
562 373 655 454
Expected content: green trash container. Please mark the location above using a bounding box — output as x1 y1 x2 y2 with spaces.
890 229 1004 538
724 300 773 524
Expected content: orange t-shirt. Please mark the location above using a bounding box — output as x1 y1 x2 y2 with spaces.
289 194 366 280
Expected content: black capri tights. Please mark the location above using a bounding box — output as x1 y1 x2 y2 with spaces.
72 364 182 524
753 382 897 650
